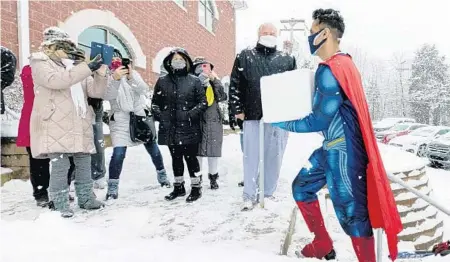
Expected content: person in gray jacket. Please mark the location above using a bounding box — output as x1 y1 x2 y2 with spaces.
105 50 170 200
192 57 227 189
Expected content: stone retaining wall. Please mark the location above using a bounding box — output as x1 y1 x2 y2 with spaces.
1 135 112 186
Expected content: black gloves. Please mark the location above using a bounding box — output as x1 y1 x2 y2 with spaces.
88 54 103 72
229 114 237 130
229 115 243 131
237 118 243 130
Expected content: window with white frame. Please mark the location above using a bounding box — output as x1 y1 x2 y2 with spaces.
173 0 186 8
78 27 131 59
198 0 215 32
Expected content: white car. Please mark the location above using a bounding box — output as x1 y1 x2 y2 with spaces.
373 117 416 134
388 126 450 157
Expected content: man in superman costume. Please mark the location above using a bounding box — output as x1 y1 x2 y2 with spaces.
272 9 402 261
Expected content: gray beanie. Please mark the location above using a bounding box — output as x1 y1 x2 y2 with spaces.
41 27 74 47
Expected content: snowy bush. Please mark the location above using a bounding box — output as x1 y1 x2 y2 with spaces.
3 73 24 115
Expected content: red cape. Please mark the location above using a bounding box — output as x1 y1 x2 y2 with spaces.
322 54 403 260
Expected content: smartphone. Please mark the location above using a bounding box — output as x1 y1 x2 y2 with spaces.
122 58 131 70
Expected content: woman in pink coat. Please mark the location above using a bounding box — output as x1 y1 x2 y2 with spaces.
16 65 51 207
17 65 76 207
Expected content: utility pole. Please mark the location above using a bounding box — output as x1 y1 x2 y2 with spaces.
396 60 409 117
279 18 307 54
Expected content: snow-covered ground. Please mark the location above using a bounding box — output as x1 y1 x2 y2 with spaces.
1 132 449 262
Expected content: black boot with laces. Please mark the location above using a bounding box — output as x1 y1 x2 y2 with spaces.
165 182 186 201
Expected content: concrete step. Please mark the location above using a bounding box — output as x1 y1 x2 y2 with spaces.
398 218 443 243
1 166 27 186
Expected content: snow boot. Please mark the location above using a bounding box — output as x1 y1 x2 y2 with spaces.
165 181 186 201
157 169 171 188
186 185 202 203
48 189 74 218
297 200 335 259
209 173 219 190
351 236 375 262
238 181 244 187
186 176 202 202
75 181 105 210
106 179 119 200
36 195 49 207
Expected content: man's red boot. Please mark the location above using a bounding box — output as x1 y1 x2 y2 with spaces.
351 236 376 262
297 200 336 260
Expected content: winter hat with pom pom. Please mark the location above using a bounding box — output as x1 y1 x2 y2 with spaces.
41 27 75 47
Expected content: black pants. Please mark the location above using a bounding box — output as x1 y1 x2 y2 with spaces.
26 147 75 200
168 144 200 178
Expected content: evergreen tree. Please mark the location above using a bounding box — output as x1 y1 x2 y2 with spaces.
409 44 450 124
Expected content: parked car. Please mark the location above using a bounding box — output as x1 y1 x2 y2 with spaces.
373 117 416 134
388 126 450 157
427 133 450 168
377 123 428 143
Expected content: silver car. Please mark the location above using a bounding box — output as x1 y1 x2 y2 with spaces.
427 133 450 168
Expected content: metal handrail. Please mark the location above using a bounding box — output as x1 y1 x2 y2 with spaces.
387 173 450 216
376 172 450 261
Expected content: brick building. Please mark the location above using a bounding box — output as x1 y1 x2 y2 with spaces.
1 0 247 85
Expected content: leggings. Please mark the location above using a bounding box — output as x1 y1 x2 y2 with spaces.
197 157 219 175
168 144 200 185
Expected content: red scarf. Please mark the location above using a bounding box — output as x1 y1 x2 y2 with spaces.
322 53 403 261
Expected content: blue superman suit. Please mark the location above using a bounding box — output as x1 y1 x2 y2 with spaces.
274 64 373 239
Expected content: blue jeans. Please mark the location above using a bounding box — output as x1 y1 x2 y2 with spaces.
109 141 165 180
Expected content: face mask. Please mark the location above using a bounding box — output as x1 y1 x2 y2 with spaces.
308 29 327 55
258 35 277 48
171 59 186 70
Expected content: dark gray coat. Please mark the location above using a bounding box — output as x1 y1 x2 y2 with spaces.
198 79 227 157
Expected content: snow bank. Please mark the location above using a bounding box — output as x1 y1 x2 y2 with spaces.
1 167 13 174
1 119 19 137
378 144 426 173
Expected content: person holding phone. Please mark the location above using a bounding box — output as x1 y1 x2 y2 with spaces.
192 57 227 190
29 27 108 217
105 49 171 200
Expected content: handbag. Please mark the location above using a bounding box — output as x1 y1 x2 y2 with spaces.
129 109 157 143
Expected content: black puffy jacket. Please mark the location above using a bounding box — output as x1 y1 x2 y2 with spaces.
151 48 207 146
228 43 297 120
1 46 17 114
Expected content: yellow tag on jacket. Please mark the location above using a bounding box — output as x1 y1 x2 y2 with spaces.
205 85 215 106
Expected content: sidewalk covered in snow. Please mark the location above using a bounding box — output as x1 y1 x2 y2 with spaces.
1 133 449 261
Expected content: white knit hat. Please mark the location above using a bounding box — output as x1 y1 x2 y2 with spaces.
41 27 75 47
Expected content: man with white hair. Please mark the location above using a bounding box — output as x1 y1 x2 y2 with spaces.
228 23 297 211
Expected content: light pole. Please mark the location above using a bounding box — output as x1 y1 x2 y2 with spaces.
280 18 307 54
